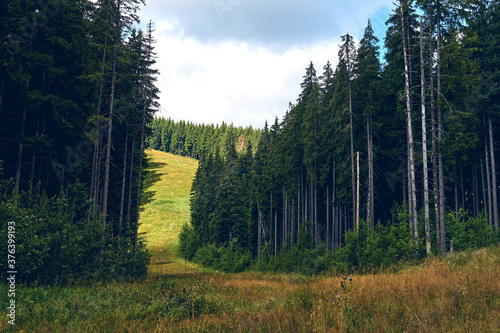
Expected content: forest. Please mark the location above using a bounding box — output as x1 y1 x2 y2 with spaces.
0 0 158 283
146 117 261 160
0 0 499 284
179 0 500 274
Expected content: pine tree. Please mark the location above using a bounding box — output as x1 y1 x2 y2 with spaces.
353 20 382 229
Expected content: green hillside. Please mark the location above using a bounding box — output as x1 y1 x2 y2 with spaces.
139 149 200 274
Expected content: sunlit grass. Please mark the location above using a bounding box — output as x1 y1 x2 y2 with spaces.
139 149 200 275
1 149 499 332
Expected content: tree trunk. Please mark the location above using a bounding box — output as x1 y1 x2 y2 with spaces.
126 136 135 233
473 165 478 217
420 18 431 255
350 79 356 229
314 180 318 244
332 158 337 249
401 1 418 243
485 130 493 226
291 198 295 247
437 19 446 252
356 151 360 231
274 211 277 257
118 130 129 235
281 189 287 248
429 19 440 253
326 186 329 250
489 116 498 230
257 207 262 258
133 102 147 276
461 166 465 223
89 28 108 224
367 116 374 229
454 172 459 219
102 19 119 223
480 155 488 224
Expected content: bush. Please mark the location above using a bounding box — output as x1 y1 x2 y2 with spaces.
179 224 200 260
446 209 498 251
0 181 150 285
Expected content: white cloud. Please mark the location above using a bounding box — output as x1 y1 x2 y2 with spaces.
139 1 395 128
154 22 341 127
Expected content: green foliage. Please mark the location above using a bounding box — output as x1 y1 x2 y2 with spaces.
0 181 150 284
446 210 498 252
179 224 200 261
191 244 253 273
146 117 261 160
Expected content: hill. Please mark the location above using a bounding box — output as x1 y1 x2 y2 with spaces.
139 149 200 274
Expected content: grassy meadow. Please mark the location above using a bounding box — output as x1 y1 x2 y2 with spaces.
1 149 499 332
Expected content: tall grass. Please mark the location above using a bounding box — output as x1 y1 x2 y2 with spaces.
1 150 498 332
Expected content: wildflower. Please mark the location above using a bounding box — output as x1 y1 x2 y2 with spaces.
340 274 343 278
336 295 340 298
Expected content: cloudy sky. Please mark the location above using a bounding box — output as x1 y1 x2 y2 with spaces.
138 0 396 128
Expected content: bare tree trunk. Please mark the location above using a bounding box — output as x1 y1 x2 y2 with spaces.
327 186 329 250
367 116 374 229
420 18 431 255
292 198 295 247
454 172 459 219
15 108 27 196
356 151 360 231
480 154 489 224
401 1 418 243
461 166 465 223
481 156 487 219
270 191 273 255
429 20 440 252
437 19 446 252
89 28 108 224
407 143 412 229
485 130 493 226
274 211 277 257
333 158 337 249
257 207 262 258
118 130 129 235
473 166 478 217
133 103 147 276
488 116 498 230
281 189 287 248
314 180 318 245
350 79 356 229
102 17 119 223
126 136 135 233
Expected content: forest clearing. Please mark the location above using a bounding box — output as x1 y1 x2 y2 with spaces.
2 149 498 332
1 0 500 331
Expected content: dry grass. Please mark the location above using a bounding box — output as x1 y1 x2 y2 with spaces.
2 150 499 332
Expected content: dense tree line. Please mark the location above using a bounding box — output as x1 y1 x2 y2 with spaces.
181 0 500 273
0 0 159 283
147 117 261 160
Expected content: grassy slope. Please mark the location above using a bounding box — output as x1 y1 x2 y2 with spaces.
139 149 200 274
2 149 499 332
